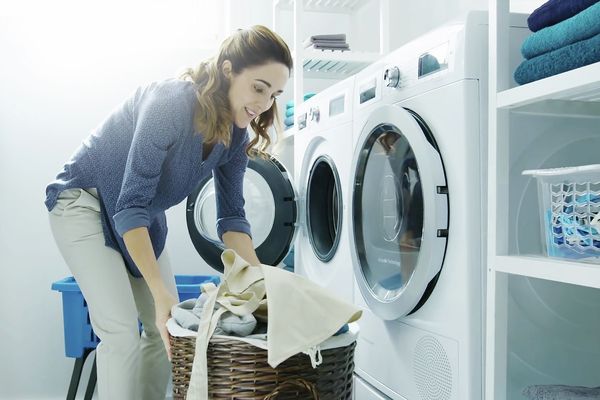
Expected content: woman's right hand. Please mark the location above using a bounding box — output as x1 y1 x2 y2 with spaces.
154 289 179 362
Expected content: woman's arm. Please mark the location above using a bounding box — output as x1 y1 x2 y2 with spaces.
222 231 261 265
123 226 178 360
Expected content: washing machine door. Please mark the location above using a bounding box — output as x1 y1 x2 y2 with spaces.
186 154 297 273
350 104 448 320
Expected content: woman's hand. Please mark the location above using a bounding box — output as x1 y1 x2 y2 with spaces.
154 288 179 361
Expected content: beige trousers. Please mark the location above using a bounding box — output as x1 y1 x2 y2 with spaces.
49 188 177 400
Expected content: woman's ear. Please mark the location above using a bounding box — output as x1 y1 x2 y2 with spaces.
221 60 233 79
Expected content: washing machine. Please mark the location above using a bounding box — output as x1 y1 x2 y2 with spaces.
348 12 528 400
293 77 355 304
182 77 355 298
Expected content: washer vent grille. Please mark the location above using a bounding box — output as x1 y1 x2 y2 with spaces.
413 335 453 400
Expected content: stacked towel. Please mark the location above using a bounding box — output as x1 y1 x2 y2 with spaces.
514 0 600 85
283 92 316 130
514 31 600 84
303 33 350 51
522 2 600 59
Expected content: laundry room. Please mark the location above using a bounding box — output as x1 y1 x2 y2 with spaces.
1 0 599 399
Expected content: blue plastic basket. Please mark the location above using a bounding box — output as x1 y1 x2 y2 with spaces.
51 274 220 358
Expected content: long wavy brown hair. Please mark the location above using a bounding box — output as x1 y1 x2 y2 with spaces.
180 25 293 156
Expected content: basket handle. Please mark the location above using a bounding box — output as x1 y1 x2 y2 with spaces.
263 378 319 400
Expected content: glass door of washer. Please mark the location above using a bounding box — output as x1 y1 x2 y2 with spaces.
350 104 449 320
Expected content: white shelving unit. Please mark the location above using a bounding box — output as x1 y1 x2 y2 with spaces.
486 2 600 399
272 0 389 111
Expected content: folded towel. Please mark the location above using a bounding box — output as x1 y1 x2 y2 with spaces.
514 32 600 85
310 43 351 51
303 33 347 48
522 2 600 59
285 92 316 108
523 384 600 399
285 106 294 117
527 0 599 32
284 115 294 127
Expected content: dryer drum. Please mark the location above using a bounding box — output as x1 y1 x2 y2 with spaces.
306 155 343 262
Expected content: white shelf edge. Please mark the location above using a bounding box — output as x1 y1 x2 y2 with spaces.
496 62 600 110
274 0 372 13
294 49 381 79
295 48 382 63
493 255 600 289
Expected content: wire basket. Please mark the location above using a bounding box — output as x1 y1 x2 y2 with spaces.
169 334 355 400
523 164 600 263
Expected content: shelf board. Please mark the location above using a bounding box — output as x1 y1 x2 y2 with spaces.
493 255 600 289
274 0 372 13
496 62 600 117
294 49 380 79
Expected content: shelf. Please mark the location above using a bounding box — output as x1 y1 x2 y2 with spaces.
274 0 372 13
493 255 600 289
296 49 380 79
496 62 600 117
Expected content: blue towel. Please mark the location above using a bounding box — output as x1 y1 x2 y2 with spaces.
285 106 294 117
285 92 316 109
527 0 599 32
284 115 294 127
522 2 600 59
514 32 600 85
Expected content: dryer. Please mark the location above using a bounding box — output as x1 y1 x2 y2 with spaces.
348 12 528 400
293 77 355 304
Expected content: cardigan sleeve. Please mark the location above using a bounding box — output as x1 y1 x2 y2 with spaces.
214 132 252 241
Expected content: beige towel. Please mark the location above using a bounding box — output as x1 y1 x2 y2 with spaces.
186 249 362 400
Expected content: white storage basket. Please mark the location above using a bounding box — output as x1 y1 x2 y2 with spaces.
523 164 600 263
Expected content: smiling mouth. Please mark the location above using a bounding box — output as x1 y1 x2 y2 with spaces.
245 107 257 118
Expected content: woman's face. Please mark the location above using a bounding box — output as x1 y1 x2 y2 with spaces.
223 60 289 129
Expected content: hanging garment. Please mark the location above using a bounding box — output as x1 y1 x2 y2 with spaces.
185 249 362 400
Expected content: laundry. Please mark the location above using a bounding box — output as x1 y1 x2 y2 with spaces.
521 2 600 59
523 384 600 399
185 249 362 400
527 0 599 32
514 32 600 84
171 295 257 337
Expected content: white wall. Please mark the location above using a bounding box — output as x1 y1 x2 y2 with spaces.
0 1 229 398
0 0 546 398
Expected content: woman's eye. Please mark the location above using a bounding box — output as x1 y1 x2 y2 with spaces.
254 85 264 94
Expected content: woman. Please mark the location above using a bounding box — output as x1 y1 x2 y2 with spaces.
45 25 292 400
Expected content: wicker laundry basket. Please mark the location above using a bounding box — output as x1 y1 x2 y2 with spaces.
169 335 356 399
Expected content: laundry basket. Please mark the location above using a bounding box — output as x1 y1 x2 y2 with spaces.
523 164 600 263
169 328 356 399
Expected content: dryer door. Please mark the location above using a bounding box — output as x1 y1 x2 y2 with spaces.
350 104 448 320
186 155 297 272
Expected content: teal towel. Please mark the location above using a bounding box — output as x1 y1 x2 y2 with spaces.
285 106 294 117
284 115 294 126
514 32 600 84
522 2 600 59
285 92 316 108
